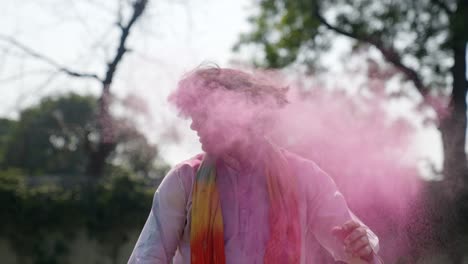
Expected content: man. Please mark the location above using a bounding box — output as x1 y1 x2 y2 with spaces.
128 67 383 263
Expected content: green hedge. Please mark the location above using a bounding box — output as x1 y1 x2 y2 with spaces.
0 169 156 264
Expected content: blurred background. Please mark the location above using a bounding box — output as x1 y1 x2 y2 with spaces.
0 0 466 263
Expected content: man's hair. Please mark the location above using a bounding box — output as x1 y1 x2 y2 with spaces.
169 65 289 117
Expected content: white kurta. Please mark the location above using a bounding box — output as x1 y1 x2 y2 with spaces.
128 150 380 263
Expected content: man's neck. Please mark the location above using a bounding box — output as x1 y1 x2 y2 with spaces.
220 138 266 172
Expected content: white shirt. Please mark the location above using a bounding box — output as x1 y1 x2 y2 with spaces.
128 150 380 263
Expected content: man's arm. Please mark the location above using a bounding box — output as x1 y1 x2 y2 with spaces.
128 164 192 264
333 221 384 263
337 254 384 264
303 161 380 263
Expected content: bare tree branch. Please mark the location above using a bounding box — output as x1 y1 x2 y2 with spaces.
87 0 149 177
1 0 149 178
312 5 427 95
117 0 125 29
0 69 55 83
103 0 148 87
0 35 102 81
5 70 62 115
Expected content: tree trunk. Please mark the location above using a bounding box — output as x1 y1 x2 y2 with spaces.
433 2 468 259
85 0 148 178
86 86 116 177
439 0 468 194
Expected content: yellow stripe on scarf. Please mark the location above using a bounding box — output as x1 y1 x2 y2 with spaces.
190 156 226 264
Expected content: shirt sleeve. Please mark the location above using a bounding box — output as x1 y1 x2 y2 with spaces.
304 161 380 263
128 164 193 264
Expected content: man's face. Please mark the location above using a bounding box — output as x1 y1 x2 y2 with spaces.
190 109 249 156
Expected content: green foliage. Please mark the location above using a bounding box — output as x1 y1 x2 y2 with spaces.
237 0 456 89
0 118 17 165
111 124 170 179
3 94 97 175
0 168 155 264
0 93 169 263
0 93 168 178
235 0 324 69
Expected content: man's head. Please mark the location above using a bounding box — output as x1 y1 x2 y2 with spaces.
170 66 288 156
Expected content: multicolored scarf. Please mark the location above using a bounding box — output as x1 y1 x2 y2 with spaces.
190 156 226 264
190 142 301 264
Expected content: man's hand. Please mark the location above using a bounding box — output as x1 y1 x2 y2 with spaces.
332 220 374 262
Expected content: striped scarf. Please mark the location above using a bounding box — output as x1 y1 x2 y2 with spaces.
190 143 301 264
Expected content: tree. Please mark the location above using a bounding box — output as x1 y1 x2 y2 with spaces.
0 0 149 177
3 94 96 175
237 0 468 260
1 93 165 178
0 118 16 164
236 0 467 189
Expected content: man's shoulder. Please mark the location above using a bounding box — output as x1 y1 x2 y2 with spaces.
171 153 205 176
281 149 321 173
178 153 205 167
281 149 334 184
160 153 205 194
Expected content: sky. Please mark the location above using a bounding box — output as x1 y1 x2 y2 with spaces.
0 0 255 165
0 0 444 171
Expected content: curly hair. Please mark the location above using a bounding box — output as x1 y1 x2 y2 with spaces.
169 66 289 117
